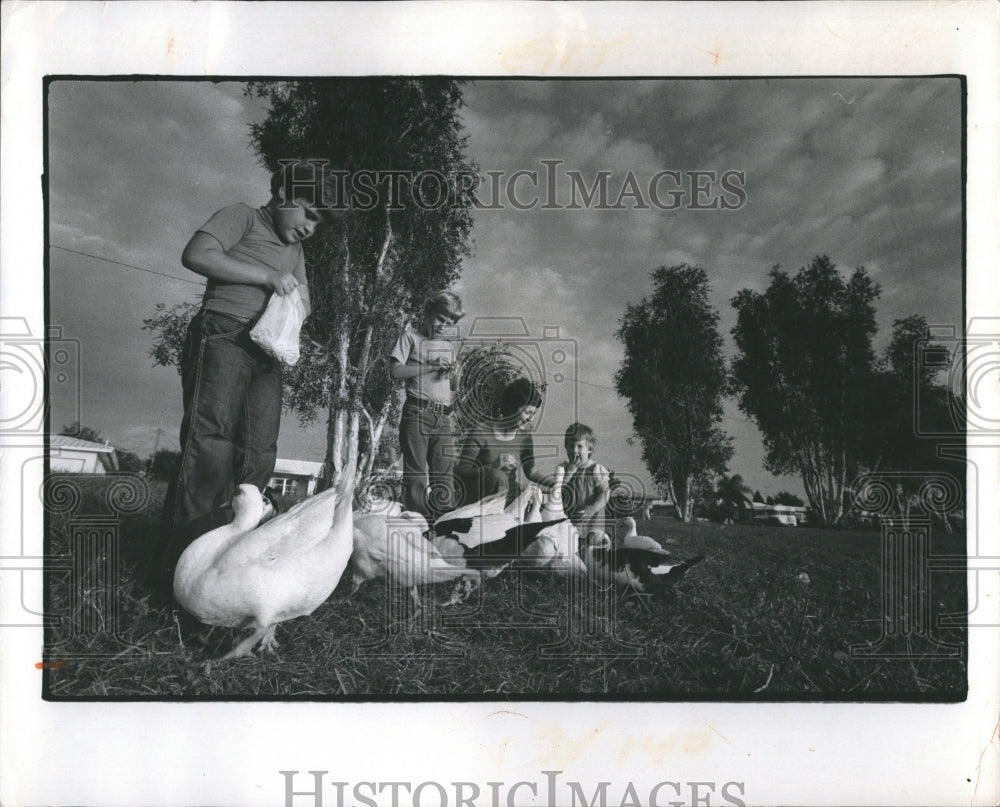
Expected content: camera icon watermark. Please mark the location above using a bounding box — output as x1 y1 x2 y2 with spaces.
915 317 1000 436
0 317 80 440
455 315 579 441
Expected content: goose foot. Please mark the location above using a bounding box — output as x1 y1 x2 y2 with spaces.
219 623 274 661
442 577 476 607
258 624 279 654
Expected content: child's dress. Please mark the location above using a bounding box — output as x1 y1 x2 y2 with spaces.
560 460 609 537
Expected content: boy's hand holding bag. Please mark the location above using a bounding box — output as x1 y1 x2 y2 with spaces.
250 287 307 366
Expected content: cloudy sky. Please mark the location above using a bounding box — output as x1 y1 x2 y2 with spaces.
47 77 962 498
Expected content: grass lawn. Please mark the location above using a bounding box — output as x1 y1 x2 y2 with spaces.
43 476 967 700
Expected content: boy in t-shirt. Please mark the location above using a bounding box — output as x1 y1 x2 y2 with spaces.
389 290 464 518
155 162 340 588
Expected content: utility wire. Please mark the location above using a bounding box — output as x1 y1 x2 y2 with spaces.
542 369 751 422
51 245 204 286
52 245 754 424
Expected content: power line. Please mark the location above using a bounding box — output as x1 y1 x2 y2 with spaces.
52 243 755 429
541 369 753 421
51 245 204 286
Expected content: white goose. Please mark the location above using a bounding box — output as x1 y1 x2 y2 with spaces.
436 468 587 582
584 531 703 596
431 489 510 526
173 463 357 660
521 466 588 576
619 516 673 556
351 510 478 607
429 483 540 551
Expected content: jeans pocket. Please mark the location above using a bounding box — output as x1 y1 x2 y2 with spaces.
200 309 249 340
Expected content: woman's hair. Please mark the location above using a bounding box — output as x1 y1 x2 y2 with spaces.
564 422 596 451
499 377 543 419
423 290 465 323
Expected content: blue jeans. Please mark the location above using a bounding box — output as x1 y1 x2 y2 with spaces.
399 399 455 519
157 309 282 576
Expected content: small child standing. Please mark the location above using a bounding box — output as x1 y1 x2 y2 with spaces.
559 422 611 538
389 290 464 518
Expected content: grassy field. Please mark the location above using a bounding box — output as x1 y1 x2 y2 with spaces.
43 476 968 700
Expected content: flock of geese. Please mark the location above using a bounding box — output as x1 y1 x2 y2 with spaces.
172 464 704 660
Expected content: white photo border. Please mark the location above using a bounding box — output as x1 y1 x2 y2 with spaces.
2 2 998 806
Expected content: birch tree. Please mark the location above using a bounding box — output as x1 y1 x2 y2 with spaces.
249 79 475 484
730 255 880 526
615 265 733 522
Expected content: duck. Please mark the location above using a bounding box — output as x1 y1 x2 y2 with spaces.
173 463 357 660
619 516 673 556
523 465 588 576
153 487 281 594
429 483 540 551
584 531 704 596
351 509 478 607
437 468 588 583
431 489 510 526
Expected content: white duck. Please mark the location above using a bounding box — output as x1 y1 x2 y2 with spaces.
429 483 540 551
436 468 587 582
351 510 478 607
173 463 357 660
431 489 510 526
521 466 588 576
584 531 703 597
619 516 673 556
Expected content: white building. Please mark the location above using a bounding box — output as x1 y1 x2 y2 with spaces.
49 435 119 474
268 458 325 501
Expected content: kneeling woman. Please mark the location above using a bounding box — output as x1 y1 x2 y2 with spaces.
454 377 554 506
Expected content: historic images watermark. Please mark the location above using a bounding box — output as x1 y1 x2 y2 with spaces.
279 770 748 807
278 158 748 213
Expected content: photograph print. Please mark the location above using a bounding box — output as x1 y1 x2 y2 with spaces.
42 75 968 700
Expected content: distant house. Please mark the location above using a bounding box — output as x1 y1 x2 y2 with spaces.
268 458 324 502
750 501 809 526
645 498 675 518
49 435 120 474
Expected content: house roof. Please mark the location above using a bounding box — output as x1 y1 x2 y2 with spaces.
272 458 324 477
50 435 116 453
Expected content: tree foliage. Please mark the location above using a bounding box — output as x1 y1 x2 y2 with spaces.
116 450 146 474
711 473 753 522
142 303 199 373
246 79 475 485
147 448 182 481
615 265 733 522
772 490 805 507
59 422 104 443
730 255 880 526
452 341 528 437
865 315 964 530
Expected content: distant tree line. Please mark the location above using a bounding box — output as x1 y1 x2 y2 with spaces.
616 256 964 527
